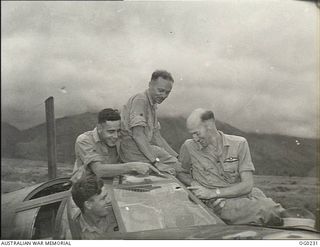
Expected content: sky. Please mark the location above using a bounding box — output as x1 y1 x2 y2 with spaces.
1 0 319 138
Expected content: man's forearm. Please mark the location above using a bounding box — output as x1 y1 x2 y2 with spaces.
90 162 134 178
190 179 253 200
132 134 157 162
216 181 253 198
217 171 254 198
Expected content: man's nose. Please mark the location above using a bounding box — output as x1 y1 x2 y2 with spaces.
160 91 169 98
112 131 118 138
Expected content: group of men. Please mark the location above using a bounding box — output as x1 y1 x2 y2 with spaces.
70 70 285 239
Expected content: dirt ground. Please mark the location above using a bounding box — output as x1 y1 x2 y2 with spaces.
1 158 319 216
1 158 74 193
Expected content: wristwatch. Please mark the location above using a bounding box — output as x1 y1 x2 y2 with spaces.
151 157 160 166
215 188 221 196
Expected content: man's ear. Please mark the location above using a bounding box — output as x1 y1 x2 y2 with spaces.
97 123 105 133
84 200 92 211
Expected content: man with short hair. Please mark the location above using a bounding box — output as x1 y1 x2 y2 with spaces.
177 108 284 226
71 108 158 182
66 108 158 239
71 174 117 239
120 70 181 175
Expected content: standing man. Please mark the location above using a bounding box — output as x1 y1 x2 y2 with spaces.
120 70 181 175
71 108 158 182
177 108 285 226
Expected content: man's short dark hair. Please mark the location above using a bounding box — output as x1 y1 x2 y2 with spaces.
98 108 120 123
200 110 215 121
151 70 174 83
71 174 104 212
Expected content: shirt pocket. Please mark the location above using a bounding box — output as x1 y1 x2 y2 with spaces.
222 157 239 174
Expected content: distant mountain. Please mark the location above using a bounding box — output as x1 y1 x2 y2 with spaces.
2 113 319 177
15 112 97 162
1 122 23 158
244 133 318 177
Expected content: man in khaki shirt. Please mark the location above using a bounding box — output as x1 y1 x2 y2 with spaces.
71 174 117 239
120 70 181 175
71 108 159 182
177 108 284 226
67 109 160 239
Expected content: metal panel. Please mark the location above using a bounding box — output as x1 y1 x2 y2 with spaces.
11 207 40 239
1 184 43 239
170 175 225 224
110 175 224 234
53 198 68 239
1 178 71 239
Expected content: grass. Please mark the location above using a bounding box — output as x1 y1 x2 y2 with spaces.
253 175 319 217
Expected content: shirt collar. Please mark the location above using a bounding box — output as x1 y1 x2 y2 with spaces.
92 127 101 143
145 89 157 109
195 130 230 150
79 214 104 234
219 131 230 147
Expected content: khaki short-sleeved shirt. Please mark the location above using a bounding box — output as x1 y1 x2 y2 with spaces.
71 128 120 181
179 131 255 188
78 209 118 239
121 90 160 142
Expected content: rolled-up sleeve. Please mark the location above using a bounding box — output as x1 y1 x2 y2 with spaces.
75 136 104 168
238 139 255 173
128 98 147 129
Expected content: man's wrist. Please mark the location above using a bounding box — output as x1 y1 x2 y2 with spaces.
214 188 221 197
125 163 135 172
151 157 160 166
172 151 178 157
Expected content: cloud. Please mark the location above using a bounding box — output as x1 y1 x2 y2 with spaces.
1 0 319 138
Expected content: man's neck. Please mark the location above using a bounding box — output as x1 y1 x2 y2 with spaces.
83 211 103 228
146 88 156 105
209 129 221 146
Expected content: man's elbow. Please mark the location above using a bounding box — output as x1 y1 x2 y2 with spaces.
243 180 254 194
89 163 100 175
132 130 146 143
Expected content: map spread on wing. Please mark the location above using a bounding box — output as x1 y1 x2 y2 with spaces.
114 181 217 232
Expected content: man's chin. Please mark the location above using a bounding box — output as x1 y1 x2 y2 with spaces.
105 141 117 147
199 141 208 147
98 212 109 218
156 98 165 104
102 206 113 215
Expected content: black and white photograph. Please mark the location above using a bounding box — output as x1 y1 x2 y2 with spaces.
1 0 319 241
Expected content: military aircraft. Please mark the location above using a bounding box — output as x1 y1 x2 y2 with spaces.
1 172 319 240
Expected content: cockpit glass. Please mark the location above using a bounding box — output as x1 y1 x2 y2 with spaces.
112 175 219 232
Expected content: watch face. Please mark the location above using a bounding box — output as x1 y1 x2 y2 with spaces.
155 158 160 162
